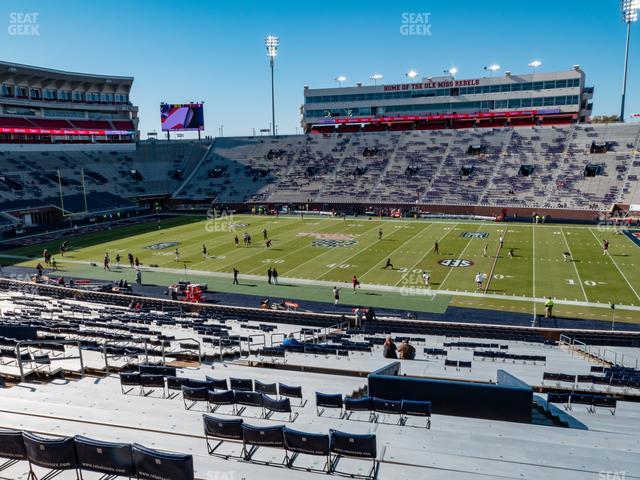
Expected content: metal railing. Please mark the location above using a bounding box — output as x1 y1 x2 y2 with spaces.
16 339 84 383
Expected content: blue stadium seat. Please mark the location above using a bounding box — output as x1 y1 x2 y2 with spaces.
234 391 264 418
74 435 135 478
202 415 244 459
254 380 278 395
283 427 330 472
400 400 432 428
229 377 253 392
0 429 26 473
278 383 305 407
344 396 375 422
181 385 209 410
207 389 237 415
241 424 286 463
132 443 194 480
22 431 79 480
315 392 343 418
263 394 297 422
329 429 378 478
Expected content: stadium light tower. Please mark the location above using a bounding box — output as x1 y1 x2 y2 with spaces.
620 0 639 122
528 60 542 72
448 67 458 77
335 75 346 87
406 70 418 82
265 35 279 135
370 73 383 85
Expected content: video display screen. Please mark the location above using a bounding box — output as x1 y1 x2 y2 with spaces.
160 103 204 131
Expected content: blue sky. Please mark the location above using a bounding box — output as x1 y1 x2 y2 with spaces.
1 0 638 138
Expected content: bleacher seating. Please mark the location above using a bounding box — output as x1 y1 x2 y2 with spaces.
0 429 194 480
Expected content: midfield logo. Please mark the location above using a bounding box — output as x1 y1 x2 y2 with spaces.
439 259 474 268
144 241 178 250
460 232 489 239
312 239 357 248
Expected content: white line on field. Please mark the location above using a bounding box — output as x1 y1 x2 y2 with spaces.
589 228 640 303
438 224 483 291
393 223 459 287
560 227 589 302
358 222 435 281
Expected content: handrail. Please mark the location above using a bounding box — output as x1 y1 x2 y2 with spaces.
171 337 202 365
270 332 285 347
248 334 265 355
101 338 151 373
15 339 84 383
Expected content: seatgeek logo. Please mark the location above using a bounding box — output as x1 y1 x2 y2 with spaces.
8 12 40 36
400 12 432 36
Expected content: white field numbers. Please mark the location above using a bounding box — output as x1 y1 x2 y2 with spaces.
566 279 600 286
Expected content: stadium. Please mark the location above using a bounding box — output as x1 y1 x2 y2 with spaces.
0 2 640 480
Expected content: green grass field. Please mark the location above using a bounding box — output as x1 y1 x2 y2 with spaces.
3 214 640 323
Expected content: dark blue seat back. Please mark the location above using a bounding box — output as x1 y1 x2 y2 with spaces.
207 389 235 405
329 430 377 459
254 380 277 395
132 443 194 480
283 428 329 456
547 393 571 404
203 415 243 440
22 432 78 471
234 391 263 407
316 392 343 409
205 376 228 390
140 374 165 388
279 383 302 398
372 397 401 414
139 365 177 376
344 396 373 412
188 379 214 390
262 394 291 413
241 424 285 448
74 435 134 476
400 400 432 417
0 429 26 460
166 376 190 391
230 378 253 391
119 372 141 386
181 385 208 401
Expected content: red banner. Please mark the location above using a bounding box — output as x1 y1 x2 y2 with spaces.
0 127 132 136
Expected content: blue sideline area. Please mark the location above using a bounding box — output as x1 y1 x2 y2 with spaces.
368 367 533 424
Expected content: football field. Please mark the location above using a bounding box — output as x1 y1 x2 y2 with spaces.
3 214 640 323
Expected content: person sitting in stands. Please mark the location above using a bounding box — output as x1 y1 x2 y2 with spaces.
283 332 301 347
383 336 397 359
397 339 416 360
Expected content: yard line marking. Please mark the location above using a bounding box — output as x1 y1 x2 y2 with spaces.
358 222 435 281
438 224 483 291
483 225 508 294
393 223 459 287
589 228 640 303
532 224 537 321
560 227 589 302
